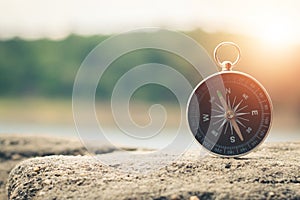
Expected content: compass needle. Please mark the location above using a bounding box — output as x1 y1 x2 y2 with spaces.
231 119 244 141
217 90 229 111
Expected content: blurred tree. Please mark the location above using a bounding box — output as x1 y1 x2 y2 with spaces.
0 30 299 106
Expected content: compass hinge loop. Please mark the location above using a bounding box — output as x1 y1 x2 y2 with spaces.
221 61 233 71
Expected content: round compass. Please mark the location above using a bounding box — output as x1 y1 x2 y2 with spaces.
187 42 273 157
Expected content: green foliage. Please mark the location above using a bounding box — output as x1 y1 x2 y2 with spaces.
1 29 286 103
0 33 204 102
0 35 107 97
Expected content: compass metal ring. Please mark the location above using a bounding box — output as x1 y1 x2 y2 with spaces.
214 42 241 68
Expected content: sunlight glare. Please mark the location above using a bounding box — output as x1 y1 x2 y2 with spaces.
258 17 296 47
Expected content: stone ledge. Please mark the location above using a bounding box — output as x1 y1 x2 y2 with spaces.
7 142 300 200
0 134 117 200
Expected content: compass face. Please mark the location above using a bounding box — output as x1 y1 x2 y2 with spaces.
187 71 272 157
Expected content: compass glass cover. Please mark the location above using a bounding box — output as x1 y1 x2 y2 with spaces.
187 72 272 157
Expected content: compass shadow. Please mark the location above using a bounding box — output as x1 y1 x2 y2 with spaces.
217 157 274 160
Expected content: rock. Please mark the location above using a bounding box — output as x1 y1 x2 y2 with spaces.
6 142 300 200
170 194 180 200
0 134 116 161
189 196 200 200
11 154 22 161
0 134 117 199
33 166 41 172
43 179 51 185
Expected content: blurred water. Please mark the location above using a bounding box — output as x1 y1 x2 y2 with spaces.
0 123 299 150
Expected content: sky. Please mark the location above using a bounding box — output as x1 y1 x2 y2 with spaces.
1 0 300 44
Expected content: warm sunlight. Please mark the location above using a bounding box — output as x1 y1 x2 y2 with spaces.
256 16 297 47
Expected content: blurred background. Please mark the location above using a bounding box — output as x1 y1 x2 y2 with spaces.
0 0 299 147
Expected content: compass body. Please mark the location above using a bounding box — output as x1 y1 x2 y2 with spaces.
187 42 273 157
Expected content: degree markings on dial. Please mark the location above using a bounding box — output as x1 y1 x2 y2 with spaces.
256 136 262 140
253 87 260 95
259 100 267 103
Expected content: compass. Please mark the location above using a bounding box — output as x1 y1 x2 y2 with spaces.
187 42 273 157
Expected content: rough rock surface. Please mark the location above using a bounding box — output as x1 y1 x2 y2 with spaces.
0 134 116 200
7 142 300 200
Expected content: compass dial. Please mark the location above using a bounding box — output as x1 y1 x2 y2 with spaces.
187 71 272 157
